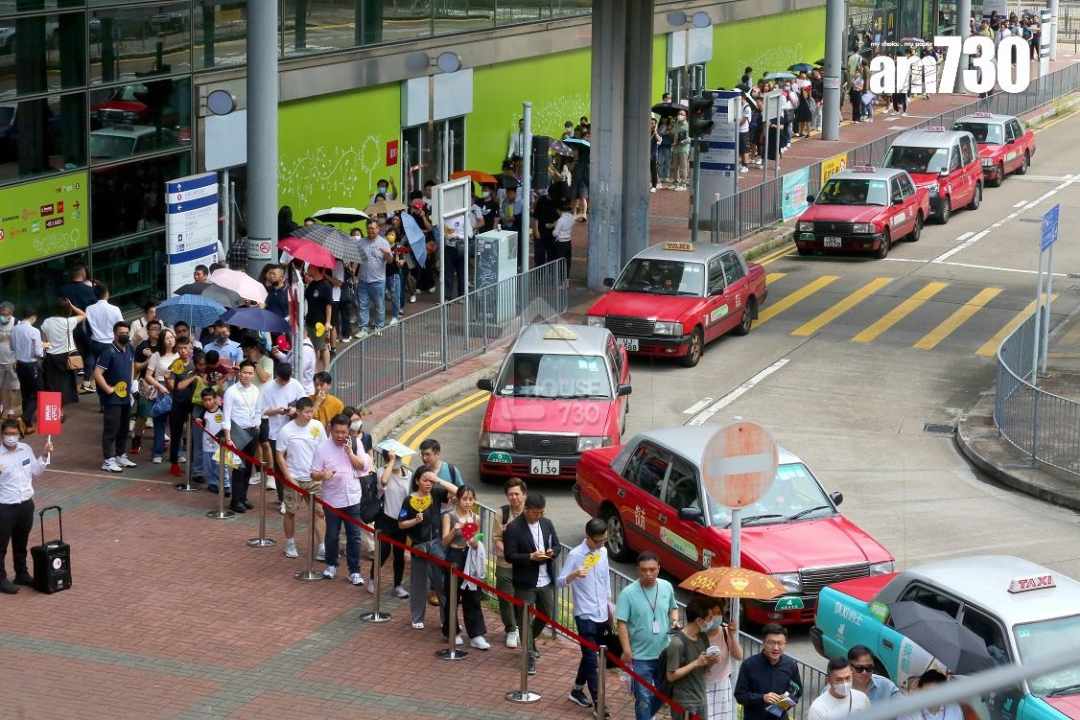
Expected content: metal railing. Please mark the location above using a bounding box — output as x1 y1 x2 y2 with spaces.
994 312 1080 477
329 260 567 408
710 62 1080 244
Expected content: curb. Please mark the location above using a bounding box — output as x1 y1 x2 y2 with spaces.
1024 90 1080 126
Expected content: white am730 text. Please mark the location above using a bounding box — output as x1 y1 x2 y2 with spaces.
868 36 1031 95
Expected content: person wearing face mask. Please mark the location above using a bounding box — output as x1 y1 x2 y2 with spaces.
207 321 243 366
0 417 51 594
704 599 742 720
808 657 870 720
94 321 136 473
666 594 729 720
557 517 612 711
369 177 397 207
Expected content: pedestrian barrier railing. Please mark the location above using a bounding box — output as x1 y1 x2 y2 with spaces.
710 62 1080 244
328 259 567 409
994 312 1080 477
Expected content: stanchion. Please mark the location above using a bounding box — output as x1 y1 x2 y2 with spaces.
206 449 235 520
597 644 607 718
436 566 467 660
175 416 196 492
295 491 322 581
247 466 276 548
360 533 391 623
505 602 541 703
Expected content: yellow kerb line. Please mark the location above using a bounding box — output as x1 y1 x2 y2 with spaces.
976 294 1057 357
757 275 840 326
758 244 795 266
398 390 490 448
853 281 948 344
914 287 1002 350
408 395 491 448
791 277 892 337
766 273 787 284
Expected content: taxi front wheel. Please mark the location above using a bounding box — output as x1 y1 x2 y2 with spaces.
876 228 891 260
680 328 704 367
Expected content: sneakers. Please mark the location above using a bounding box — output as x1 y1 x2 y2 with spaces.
506 629 520 648
116 454 136 468
649 186 657 193
442 634 464 646
176 455 186 464
266 476 277 491
0 578 17 594
412 621 425 630
527 655 537 676
470 636 491 650
355 329 368 341
349 573 365 586
389 317 399 326
152 455 163 464
249 476 261 485
409 294 417 303
322 565 337 580
102 458 123 473
365 577 376 593
315 544 326 562
393 585 410 599
569 688 592 708
284 539 300 559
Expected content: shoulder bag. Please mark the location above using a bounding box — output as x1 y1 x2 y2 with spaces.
65 319 83 371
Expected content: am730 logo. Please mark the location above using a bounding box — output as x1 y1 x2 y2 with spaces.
868 36 1031 95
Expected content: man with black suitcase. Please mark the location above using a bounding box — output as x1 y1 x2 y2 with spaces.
0 417 51 594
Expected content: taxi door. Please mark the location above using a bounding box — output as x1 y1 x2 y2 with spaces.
703 257 732 342
657 456 711 578
885 176 913 237
606 336 630 436
1004 120 1024 172
959 136 980 204
720 251 751 333
618 441 674 559
943 142 966 207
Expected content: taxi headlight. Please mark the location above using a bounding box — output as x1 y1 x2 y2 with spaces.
869 561 896 575
653 321 682 336
585 316 605 328
481 432 514 450
981 158 994 167
577 436 612 452
797 221 815 232
771 573 802 593
852 223 874 234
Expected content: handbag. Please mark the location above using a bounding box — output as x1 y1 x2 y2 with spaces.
358 472 382 523
151 393 173 417
65 319 83 371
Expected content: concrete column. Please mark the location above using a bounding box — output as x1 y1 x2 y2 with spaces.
821 0 844 141
621 0 654 264
1050 0 1059 61
956 0 971 89
246 0 279 277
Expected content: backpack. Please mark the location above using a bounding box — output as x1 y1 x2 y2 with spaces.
446 462 463 487
501 504 511 525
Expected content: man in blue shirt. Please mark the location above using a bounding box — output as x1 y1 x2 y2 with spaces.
557 517 612 711
93 321 136 474
848 645 900 703
735 623 803 720
207 321 243 367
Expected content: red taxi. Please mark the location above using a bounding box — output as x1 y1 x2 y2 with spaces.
953 112 1036 187
573 426 894 625
585 242 767 368
476 323 631 484
882 127 983 224
795 167 931 259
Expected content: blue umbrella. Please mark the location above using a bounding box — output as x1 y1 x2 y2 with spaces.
157 295 226 329
402 211 428 268
221 307 290 334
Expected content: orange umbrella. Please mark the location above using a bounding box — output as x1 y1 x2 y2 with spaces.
679 567 787 600
450 169 498 185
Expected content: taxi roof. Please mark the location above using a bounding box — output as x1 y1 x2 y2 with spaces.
892 128 972 148
895 555 1080 626
612 424 800 472
955 113 1013 125
829 166 907 182
510 322 612 356
632 242 727 264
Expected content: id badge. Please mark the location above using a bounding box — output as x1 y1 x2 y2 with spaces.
652 619 661 635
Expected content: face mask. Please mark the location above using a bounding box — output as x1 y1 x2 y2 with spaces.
2 435 17 448
117 334 130 345
833 681 852 697
378 185 387 193
350 420 363 432
702 617 723 633
0 316 10 325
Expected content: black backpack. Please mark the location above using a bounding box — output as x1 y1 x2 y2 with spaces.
357 433 382 523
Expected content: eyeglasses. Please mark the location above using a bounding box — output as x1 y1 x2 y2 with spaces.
852 665 874 673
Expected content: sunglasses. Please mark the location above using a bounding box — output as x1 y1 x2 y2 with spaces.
852 665 874 673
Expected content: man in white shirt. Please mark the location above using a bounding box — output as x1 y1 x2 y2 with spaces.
556 517 612 710
808 657 871 720
258 363 307 505
274 397 326 561
85 284 122 373
11 308 44 430
223 361 262 515
0 417 51 594
0 302 19 417
507 118 527 159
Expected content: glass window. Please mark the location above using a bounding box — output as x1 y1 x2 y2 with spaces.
622 442 669 498
496 0 551 26
1010 120 1024 139
90 233 166 312
720 252 744 284
90 151 189 243
494 352 612 398
960 138 974 165
379 0 432 43
552 0 590 17
283 0 402 55
884 145 951 174
0 1 87 10
817 178 889 205
960 605 1010 665
899 583 961 618
89 3 191 84
89 77 191 163
900 174 915 196
890 177 903 202
435 0 493 35
707 258 725 294
662 458 700 513
0 249 87 319
707 462 835 527
0 13 86 101
194 1 246 69
614 259 705 296
950 145 962 171
0 92 86 184
954 122 1003 144
1015 614 1080 697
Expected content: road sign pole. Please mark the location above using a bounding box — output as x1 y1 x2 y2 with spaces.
730 506 742 629
1040 243 1054 376
1031 248 1044 387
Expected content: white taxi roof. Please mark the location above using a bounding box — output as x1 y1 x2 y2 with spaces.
632 241 729 264
610 424 800 474
885 555 1080 627
955 112 1014 125
891 128 973 148
510 322 613 357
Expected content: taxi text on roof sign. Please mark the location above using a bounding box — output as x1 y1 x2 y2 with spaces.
1007 574 1056 594
663 242 695 251
543 325 578 340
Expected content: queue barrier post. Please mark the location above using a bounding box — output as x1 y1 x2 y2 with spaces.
360 532 391 623
597 644 607 718
296 488 323 581
206 439 235 520
505 602 541 703
247 465 275 548
435 565 467 661
175 417 197 493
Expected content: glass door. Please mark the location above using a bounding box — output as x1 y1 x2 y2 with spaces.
401 116 467 195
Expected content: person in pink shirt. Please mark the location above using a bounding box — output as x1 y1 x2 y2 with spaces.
310 413 371 586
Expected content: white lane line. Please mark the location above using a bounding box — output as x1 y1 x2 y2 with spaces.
683 397 715 415
687 359 790 426
935 260 1070 277
934 230 990 262
1013 200 1027 208
883 257 926 263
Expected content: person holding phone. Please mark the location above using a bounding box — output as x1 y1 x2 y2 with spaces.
503 492 561 676
398 465 459 629
704 598 743 720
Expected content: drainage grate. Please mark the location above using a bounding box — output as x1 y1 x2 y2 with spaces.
923 422 955 435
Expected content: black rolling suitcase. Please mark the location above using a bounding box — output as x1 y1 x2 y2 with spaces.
30 505 71 593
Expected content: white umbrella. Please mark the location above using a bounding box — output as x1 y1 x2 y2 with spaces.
312 207 369 224
209 268 268 305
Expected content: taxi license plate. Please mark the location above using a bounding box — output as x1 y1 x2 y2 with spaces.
530 459 560 476
617 337 639 352
824 236 842 248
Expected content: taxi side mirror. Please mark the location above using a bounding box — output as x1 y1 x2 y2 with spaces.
603 277 615 288
617 383 632 397
830 490 844 506
893 196 903 205
679 507 705 525
476 378 494 392
806 194 815 204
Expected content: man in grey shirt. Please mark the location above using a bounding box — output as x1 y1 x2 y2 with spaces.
356 220 392 336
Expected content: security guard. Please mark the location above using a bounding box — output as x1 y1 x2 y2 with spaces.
0 417 51 594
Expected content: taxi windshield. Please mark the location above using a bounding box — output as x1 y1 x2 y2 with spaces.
884 145 950 174
954 122 1003 144
707 463 835 527
1015 613 1080 697
495 352 612 399
614 259 704 296
816 178 889 206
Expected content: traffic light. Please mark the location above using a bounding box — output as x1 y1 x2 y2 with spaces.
688 92 715 139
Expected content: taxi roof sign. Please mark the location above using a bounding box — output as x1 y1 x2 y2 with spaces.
663 241 695 251
1008 574 1056 594
971 112 993 118
849 165 877 173
543 325 578 340
925 125 946 131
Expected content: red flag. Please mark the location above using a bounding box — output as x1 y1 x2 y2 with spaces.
37 391 63 435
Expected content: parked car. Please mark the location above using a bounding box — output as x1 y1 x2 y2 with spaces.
573 425 894 625
882 127 983 223
90 125 177 161
953 112 1036 187
795 166 931 259
584 241 768 368
476 323 631 484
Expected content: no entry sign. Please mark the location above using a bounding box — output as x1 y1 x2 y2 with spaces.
701 420 778 508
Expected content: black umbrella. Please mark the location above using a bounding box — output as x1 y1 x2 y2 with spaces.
289 223 364 264
651 101 688 118
174 282 243 309
888 601 996 674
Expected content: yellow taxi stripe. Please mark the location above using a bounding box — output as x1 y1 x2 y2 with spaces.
914 287 1002 351
766 272 787 284
792 277 893 337
757 275 840 326
853 281 948 344
976 294 1057 357
398 390 489 448
408 394 491 448
757 244 795 266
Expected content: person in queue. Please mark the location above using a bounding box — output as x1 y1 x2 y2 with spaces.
848 644 899 703
223 361 261 514
734 623 803 720
258 362 306 508
666 594 729 720
166 337 198 478
275 397 327 561
440 484 489 650
808 657 870 720
94 321 136 473
341 405 377 568
897 670 964 720
556 516 611 711
493 477 527 648
418 437 462 608
310 413 369 585
703 597 742 720
0 418 51 594
398 464 459 630
504 492 561 676
374 447 409 599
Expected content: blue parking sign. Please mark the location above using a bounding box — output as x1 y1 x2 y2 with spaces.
1041 205 1059 251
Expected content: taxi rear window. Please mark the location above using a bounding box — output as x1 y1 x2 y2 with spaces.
884 145 950 174
614 259 704 296
817 178 889 206
496 352 612 399
954 122 1003 144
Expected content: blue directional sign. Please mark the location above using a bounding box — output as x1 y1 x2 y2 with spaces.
1041 204 1059 251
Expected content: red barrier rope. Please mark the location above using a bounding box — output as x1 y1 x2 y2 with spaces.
194 419 696 718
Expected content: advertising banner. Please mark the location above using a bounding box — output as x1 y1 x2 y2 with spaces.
165 173 221 295
0 172 89 271
821 152 848 187
782 167 811 220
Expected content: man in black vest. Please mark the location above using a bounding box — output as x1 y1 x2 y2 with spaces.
503 492 560 675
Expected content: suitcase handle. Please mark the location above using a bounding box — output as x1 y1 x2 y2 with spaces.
38 505 62 546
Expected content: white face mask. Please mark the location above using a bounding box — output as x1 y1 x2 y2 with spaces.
3 435 18 448
378 185 387 193
350 420 363 432
833 681 852 698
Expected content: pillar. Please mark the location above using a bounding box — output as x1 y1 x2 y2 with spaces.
1050 0 1059 61
246 0 279 277
821 0 844 141
622 1 654 265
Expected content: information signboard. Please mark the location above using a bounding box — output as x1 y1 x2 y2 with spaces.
165 173 221 295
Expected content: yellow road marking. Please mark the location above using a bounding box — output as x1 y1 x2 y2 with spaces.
407 395 491 448
976 294 1057 357
853 281 948 344
757 275 840 326
1035 109 1079 133
766 272 787 284
791 277 893 337
398 390 489 448
757 244 795 266
914 287 1002 350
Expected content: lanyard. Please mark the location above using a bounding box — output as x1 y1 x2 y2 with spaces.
642 583 660 615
